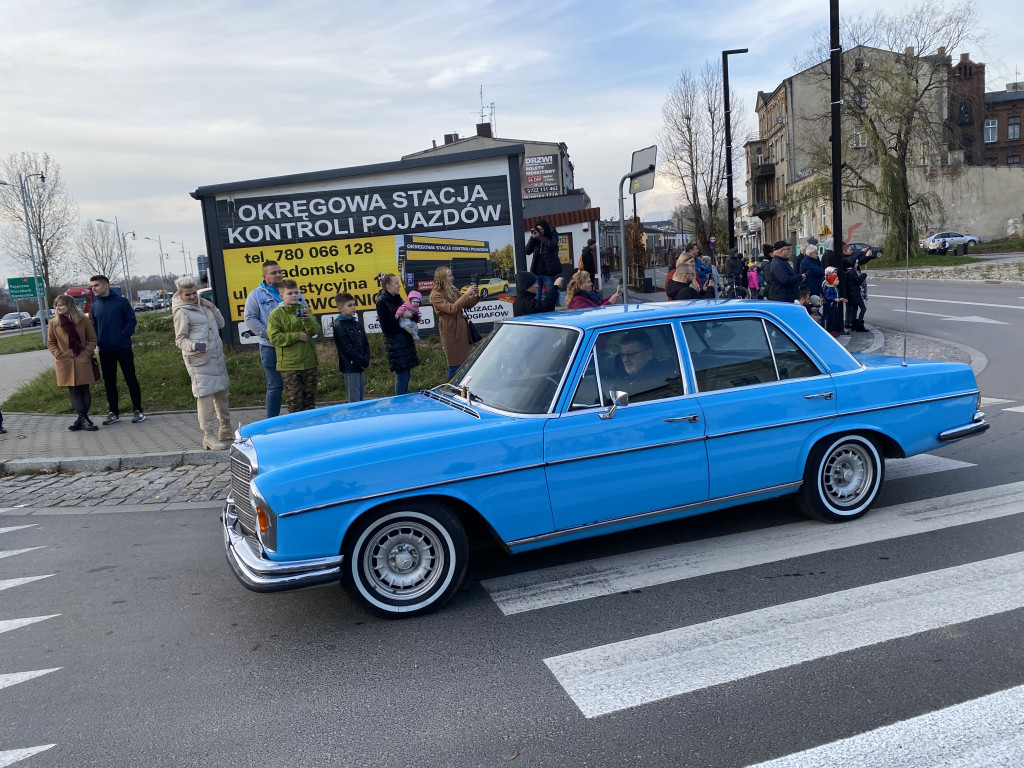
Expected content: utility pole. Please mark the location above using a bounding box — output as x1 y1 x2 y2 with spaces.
723 48 749 252
830 0 843 250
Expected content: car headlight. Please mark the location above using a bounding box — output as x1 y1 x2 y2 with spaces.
251 485 278 552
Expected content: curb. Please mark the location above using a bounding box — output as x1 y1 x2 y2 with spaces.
0 501 224 516
0 449 229 475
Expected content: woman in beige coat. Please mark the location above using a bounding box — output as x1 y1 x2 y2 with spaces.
47 294 100 431
430 266 480 379
172 276 233 450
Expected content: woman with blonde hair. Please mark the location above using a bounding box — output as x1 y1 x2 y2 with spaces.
172 276 233 450
564 270 621 309
47 293 100 431
429 266 479 379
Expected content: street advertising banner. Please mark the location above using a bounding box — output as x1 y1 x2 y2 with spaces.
523 154 560 199
203 156 521 344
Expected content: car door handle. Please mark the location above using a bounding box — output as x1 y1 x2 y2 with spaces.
804 392 834 400
665 415 700 423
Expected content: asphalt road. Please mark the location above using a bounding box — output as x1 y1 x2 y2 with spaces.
2 284 1023 767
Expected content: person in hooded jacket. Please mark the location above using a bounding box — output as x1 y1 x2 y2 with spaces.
172 276 233 450
375 273 419 395
799 237 825 294
821 238 852 334
526 219 563 300
513 271 564 317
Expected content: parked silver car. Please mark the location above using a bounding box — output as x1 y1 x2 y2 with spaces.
921 231 980 252
0 312 36 329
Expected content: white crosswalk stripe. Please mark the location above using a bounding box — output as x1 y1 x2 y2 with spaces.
1002 405 1024 414
0 525 36 536
0 669 60 692
0 746 56 768
0 575 53 593
0 616 59 635
0 547 44 561
980 397 1012 407
484 476 1015 616
545 552 1024 718
741 683 1024 767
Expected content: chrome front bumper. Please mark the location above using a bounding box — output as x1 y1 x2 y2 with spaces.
938 410 990 442
222 502 343 593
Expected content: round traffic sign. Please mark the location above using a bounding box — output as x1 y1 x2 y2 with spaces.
709 236 716 243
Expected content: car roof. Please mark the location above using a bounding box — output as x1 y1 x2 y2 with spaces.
506 299 807 330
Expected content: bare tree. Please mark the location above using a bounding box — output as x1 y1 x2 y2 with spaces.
793 0 980 256
0 152 79 290
659 61 746 254
75 220 126 282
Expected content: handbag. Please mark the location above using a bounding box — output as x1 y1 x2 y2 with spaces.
91 357 101 381
466 315 482 344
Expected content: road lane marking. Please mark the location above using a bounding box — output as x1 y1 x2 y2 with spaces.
1003 405 1024 414
890 309 1007 324
0 525 36 536
0 669 61 692
0 576 53 593
871 294 1024 311
883 454 973 480
980 397 1012 406
0 547 44 561
483 477 1018 616
740 683 1024 767
545 552 1024 718
0 746 56 768
0 616 59 636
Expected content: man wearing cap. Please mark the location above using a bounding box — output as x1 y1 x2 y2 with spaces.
513 271 565 317
799 237 825 294
723 248 745 295
768 240 803 302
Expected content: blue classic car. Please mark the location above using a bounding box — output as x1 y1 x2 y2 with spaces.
223 301 988 616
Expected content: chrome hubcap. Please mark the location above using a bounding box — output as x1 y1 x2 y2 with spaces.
823 444 873 509
363 522 443 598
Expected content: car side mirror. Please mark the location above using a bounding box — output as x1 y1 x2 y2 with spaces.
599 390 629 420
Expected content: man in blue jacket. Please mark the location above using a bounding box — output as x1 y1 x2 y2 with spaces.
89 275 145 424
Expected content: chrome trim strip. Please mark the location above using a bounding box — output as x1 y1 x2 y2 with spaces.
939 411 990 442
506 481 803 548
222 505 342 592
280 461 549 517
544 435 708 467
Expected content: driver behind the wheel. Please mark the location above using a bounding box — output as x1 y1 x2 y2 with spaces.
612 329 679 402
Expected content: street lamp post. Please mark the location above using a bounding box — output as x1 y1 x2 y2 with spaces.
143 236 168 298
0 173 49 341
722 47 749 253
170 241 188 276
96 217 135 302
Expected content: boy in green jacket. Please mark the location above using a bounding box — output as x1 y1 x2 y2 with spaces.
267 279 321 412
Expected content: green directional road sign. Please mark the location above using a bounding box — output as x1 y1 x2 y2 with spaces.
7 276 45 300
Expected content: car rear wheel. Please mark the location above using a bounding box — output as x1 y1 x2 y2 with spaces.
342 502 468 617
797 434 883 522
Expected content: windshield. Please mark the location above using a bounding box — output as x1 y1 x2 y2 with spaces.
447 322 580 414
2 314 20 322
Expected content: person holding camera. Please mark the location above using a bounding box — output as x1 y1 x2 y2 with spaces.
268 279 321 413
173 276 233 450
526 219 563 301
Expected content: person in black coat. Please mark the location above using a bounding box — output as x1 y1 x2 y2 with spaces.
513 271 564 317
580 238 598 289
374 274 419 395
526 219 563 301
332 291 370 402
767 241 802 302
845 261 868 332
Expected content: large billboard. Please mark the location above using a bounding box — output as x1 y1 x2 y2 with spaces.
194 148 525 343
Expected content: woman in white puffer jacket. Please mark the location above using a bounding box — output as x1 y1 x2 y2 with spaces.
172 276 233 450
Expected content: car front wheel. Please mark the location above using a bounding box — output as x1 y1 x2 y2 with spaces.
480 288 489 297
797 434 883 522
342 502 468 617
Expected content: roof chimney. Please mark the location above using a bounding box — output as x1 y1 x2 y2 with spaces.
443 133 460 145
476 122 493 138
959 52 970 63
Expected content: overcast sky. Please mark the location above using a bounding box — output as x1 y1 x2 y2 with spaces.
1 0 1019 281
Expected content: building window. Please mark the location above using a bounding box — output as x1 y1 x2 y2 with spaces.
853 86 867 109
958 100 972 125
985 158 997 166
821 205 827 230
1009 155 1021 166
854 58 864 72
852 126 867 148
984 119 998 142
1009 116 1021 140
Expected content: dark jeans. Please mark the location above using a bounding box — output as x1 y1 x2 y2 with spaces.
99 348 142 414
67 384 93 414
447 365 461 379
848 299 867 325
535 274 555 301
395 368 411 396
259 344 283 418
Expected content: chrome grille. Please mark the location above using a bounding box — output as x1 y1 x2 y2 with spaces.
229 449 257 534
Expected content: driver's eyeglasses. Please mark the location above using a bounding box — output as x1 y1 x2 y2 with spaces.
620 348 650 360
